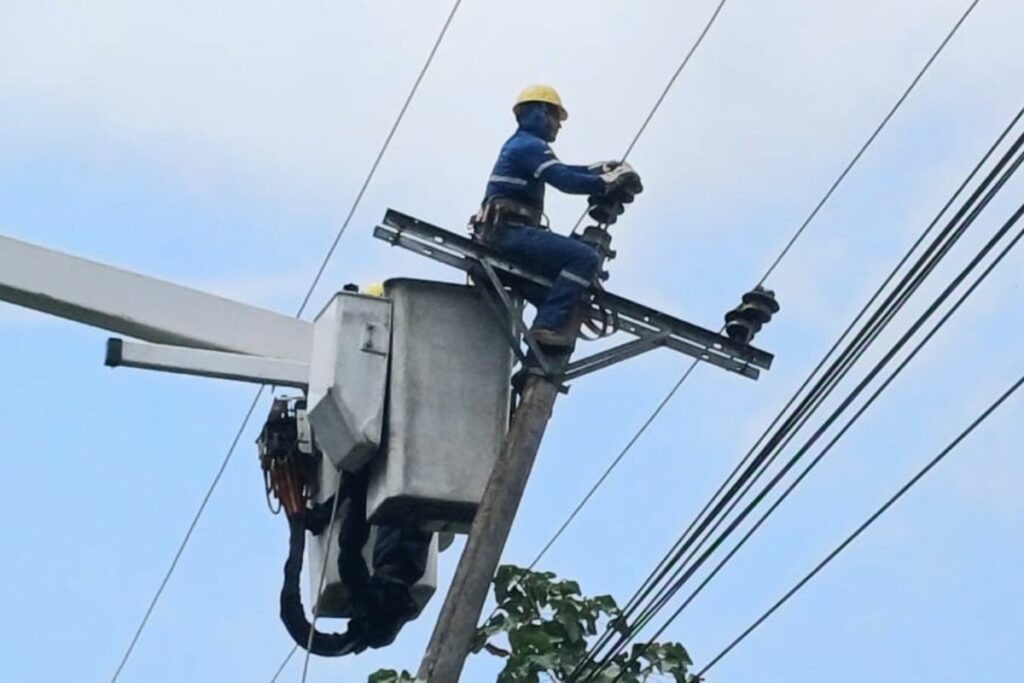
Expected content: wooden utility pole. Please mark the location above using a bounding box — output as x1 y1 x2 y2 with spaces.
415 223 611 683
417 372 562 683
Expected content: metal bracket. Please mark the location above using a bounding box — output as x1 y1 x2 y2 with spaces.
374 210 774 382
105 337 309 387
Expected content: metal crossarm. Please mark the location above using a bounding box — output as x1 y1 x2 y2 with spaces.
374 209 773 381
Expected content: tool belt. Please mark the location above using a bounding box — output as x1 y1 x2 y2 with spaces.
471 197 545 243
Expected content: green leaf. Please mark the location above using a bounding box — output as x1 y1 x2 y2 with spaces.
378 565 693 683
508 625 553 653
554 610 584 644
367 670 415 683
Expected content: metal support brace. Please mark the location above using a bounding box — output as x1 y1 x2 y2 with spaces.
472 259 556 378
563 330 670 382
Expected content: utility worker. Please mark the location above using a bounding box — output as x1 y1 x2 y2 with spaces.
474 84 640 348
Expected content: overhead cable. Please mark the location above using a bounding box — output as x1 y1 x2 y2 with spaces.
601 100 1024 659
296 0 464 317
576 127 1024 681
630 193 1024 671
527 0 983 604
695 370 1024 677
300 480 347 682
571 0 728 236
613 108 1024 653
111 3 464 680
757 0 981 284
578 115 1024 679
109 389 265 682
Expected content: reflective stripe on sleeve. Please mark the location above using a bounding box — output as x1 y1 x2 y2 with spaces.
534 159 559 178
489 174 528 186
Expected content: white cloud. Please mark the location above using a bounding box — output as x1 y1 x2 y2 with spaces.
3 0 1021 219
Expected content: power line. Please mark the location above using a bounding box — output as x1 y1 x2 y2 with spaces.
757 0 981 285
296 0 464 317
577 144 1024 681
696 370 1024 678
599 100 1024 657
266 2 467 680
110 388 265 682
528 0 982 599
270 646 298 683
621 0 729 162
570 92 1024 676
111 2 463 679
301 480 346 682
625 117 1024 641
614 118 1024 650
632 195 1024 667
585 118 1024 679
466 0 731 634
571 0 729 236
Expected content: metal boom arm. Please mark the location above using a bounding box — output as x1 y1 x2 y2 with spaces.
0 234 312 362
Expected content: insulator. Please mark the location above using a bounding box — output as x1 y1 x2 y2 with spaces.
724 308 759 344
724 286 780 345
742 286 780 315
588 200 625 224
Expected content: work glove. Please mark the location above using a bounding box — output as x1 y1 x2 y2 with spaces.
599 162 643 195
588 160 622 174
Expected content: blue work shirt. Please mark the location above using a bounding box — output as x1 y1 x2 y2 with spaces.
483 102 605 215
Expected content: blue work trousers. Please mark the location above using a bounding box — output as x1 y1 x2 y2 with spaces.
487 223 599 331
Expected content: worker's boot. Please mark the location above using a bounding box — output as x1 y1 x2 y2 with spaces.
530 327 574 349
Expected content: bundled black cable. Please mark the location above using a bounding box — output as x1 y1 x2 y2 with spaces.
281 510 361 657
278 470 432 657
618 111 1024 641
571 105 1024 682
697 371 1024 677
588 125 1024 681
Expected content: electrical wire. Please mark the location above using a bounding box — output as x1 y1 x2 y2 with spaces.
489 0 732 616
577 121 1024 679
590 206 1024 681
296 0 464 317
570 0 728 236
697 370 1024 677
111 3 464 680
621 0 729 162
610 118 1024 656
626 196 1024 674
266 3 466 680
300 478 347 682
575 141 1024 682
526 0 983 606
757 0 981 285
110 388 265 682
269 646 298 683
595 100 1024 659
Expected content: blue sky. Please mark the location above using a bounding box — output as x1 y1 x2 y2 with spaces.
2 1 1023 681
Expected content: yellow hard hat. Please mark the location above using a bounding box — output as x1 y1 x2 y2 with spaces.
514 84 568 121
363 282 385 297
